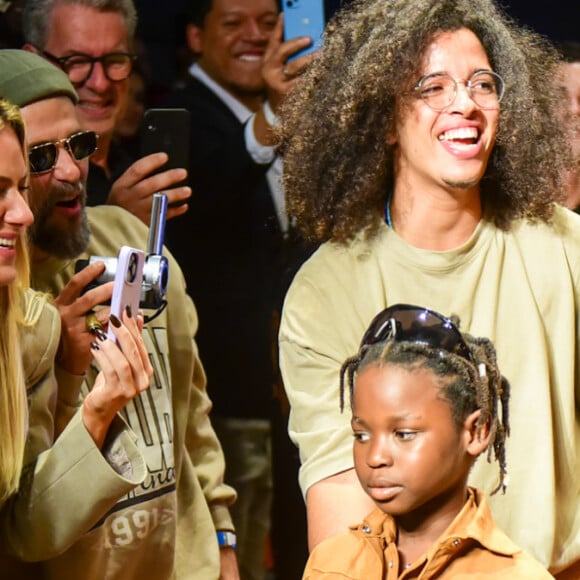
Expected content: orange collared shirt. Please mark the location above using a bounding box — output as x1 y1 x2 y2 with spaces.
303 488 554 579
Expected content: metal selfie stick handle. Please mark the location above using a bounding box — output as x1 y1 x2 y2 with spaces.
141 192 169 309
147 192 168 255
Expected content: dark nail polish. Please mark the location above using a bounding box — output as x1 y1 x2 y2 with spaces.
90 341 100 351
125 305 133 318
110 314 121 328
95 327 108 342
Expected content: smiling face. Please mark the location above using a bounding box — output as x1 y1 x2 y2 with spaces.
392 28 499 197
0 126 34 286
43 4 130 144
22 96 90 262
352 363 476 527
188 0 278 108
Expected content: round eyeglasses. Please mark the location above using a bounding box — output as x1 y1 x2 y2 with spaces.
413 70 505 111
28 131 98 175
40 49 136 85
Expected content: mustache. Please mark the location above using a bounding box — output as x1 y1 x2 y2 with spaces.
47 180 87 206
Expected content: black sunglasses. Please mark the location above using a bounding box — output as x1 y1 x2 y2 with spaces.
360 304 474 363
28 131 98 175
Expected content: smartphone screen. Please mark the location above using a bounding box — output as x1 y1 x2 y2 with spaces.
108 246 145 344
283 0 326 62
140 108 190 185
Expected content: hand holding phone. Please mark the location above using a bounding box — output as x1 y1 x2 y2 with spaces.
283 0 326 62
108 246 145 344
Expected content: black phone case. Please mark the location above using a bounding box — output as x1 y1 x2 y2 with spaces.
140 108 191 184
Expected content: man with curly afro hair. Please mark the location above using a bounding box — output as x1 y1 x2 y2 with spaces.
277 0 579 577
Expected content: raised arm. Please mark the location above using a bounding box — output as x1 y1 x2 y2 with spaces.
0 298 151 561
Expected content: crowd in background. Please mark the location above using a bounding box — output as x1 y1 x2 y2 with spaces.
0 0 578 579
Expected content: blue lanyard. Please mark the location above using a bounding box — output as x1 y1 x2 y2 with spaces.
385 194 393 228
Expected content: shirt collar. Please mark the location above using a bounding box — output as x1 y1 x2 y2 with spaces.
189 62 252 124
355 487 522 558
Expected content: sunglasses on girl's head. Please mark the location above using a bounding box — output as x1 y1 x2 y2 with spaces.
361 303 474 364
28 131 98 175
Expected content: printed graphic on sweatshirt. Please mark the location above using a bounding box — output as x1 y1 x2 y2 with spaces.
85 325 176 544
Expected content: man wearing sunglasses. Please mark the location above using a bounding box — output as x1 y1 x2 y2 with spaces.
277 0 579 578
21 0 191 226
0 49 239 579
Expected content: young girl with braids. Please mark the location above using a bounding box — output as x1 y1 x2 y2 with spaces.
303 304 553 579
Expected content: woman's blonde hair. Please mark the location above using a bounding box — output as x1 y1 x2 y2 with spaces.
0 98 37 503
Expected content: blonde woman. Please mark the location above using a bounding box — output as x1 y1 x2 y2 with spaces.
0 97 35 505
0 98 154 560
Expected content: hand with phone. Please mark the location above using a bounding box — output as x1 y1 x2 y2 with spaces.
80 246 152 448
53 261 114 377
282 0 325 62
106 152 191 226
82 306 153 449
265 14 315 102
253 13 316 146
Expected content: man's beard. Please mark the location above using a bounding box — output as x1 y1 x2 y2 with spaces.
29 181 91 260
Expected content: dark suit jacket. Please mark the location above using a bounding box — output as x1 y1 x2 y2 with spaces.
162 76 287 420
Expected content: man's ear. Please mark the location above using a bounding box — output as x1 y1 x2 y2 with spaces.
463 409 491 458
185 24 203 55
22 43 39 54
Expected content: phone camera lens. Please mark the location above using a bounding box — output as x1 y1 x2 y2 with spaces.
127 253 138 283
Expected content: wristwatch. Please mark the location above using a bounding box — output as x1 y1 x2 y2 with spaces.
217 531 237 549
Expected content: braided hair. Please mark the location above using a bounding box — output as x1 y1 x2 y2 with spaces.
340 326 510 495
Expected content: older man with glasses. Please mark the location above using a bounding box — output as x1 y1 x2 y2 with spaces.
21 0 191 225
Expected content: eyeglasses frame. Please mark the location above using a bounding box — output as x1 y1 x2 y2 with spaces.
39 48 137 84
413 69 505 111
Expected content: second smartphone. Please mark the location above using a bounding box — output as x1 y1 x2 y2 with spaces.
283 0 326 61
140 108 190 185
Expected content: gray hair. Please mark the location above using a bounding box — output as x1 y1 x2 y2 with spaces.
23 0 137 48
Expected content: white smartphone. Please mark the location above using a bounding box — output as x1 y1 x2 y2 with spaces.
283 0 326 62
108 246 145 343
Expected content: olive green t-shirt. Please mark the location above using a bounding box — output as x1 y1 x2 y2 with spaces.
280 204 580 573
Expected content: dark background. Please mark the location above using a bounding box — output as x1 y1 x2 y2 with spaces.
324 0 578 43
1 1 576 78
132 0 578 93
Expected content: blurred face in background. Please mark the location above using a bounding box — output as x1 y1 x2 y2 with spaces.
43 4 131 142
187 0 278 107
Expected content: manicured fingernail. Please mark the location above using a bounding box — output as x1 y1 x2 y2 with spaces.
90 341 100 351
125 305 133 318
110 314 121 328
94 327 108 341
